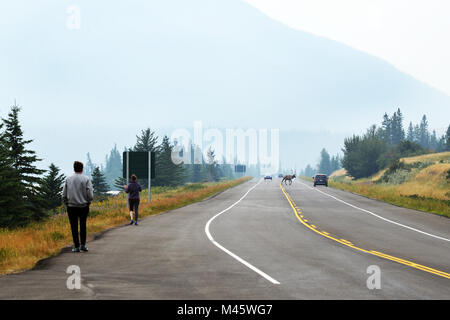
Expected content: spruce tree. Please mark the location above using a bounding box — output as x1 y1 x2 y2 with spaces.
84 153 96 178
419 115 430 148
155 136 185 186
446 125 450 151
134 128 158 152
40 163 66 212
2 105 46 222
113 176 127 190
304 164 315 177
0 123 28 227
430 130 438 151
391 108 405 145
318 148 331 175
206 147 219 181
190 144 204 182
406 122 414 142
91 167 109 195
104 144 122 188
413 124 421 143
380 113 392 144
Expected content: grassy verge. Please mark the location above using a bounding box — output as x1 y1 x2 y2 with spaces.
328 180 450 218
0 177 251 275
325 152 450 218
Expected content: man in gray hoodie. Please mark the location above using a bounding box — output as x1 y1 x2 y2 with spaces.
62 161 94 252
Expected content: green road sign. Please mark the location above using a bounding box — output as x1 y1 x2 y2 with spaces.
123 151 156 180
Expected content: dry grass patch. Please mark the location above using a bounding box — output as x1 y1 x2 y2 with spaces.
0 177 251 275
328 152 450 217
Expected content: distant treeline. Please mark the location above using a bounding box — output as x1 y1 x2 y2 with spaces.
342 109 449 179
85 128 240 192
301 109 450 179
300 149 342 177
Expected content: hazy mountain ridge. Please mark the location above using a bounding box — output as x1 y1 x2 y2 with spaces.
0 0 448 173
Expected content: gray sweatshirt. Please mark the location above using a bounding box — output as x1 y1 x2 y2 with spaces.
62 173 94 207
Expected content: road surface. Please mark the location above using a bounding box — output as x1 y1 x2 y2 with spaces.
0 178 449 299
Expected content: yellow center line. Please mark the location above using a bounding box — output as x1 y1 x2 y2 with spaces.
279 183 450 280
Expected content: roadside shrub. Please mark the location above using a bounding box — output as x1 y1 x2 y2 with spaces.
379 160 433 184
342 134 388 179
383 169 413 184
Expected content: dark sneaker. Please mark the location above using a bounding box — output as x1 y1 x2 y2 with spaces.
72 247 80 253
134 221 138 225
130 220 134 225
80 245 88 252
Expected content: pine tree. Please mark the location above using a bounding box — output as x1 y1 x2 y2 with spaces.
304 164 315 177
330 154 341 173
104 144 122 189
0 123 28 227
406 122 414 142
85 153 96 178
113 176 127 190
2 104 46 222
413 124 421 143
91 167 109 195
380 113 392 144
134 128 158 152
206 147 219 181
446 125 450 151
418 115 430 148
155 136 185 186
391 108 405 145
40 163 66 212
429 130 438 151
318 148 331 175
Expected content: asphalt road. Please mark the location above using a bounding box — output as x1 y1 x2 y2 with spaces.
0 178 449 299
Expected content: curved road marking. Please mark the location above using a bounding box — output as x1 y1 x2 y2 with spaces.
280 184 450 279
205 179 280 285
297 180 450 243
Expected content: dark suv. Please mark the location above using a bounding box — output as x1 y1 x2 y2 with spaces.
313 174 328 187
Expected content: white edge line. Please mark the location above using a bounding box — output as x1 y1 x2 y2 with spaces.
205 179 281 285
297 180 450 243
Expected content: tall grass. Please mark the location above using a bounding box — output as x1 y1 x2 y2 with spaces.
329 180 449 217
0 177 251 275
329 161 450 218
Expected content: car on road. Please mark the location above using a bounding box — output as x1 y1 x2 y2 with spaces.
264 175 272 181
313 174 328 187
278 174 283 178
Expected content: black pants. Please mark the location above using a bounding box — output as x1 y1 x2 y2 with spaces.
67 206 89 248
129 199 140 221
